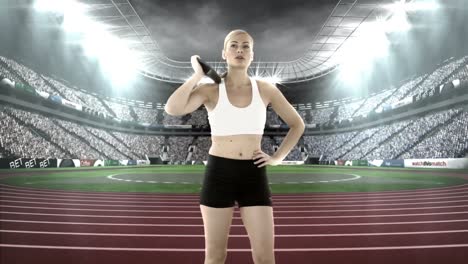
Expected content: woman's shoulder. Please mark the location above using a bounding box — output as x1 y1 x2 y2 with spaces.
255 79 276 90
195 83 219 99
255 79 278 97
196 82 218 90
202 82 219 90
254 79 279 107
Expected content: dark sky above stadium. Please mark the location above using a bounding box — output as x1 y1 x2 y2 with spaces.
130 0 338 61
1 0 467 102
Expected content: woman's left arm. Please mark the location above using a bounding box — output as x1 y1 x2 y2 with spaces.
253 81 305 167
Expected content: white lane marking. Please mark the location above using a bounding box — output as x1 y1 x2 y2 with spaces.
3 199 468 208
3 188 468 202
107 173 362 184
274 174 361 184
3 204 468 213
2 219 468 227
0 211 199 219
107 174 193 185
0 190 199 200
304 174 361 183
2 183 468 198
0 185 195 198
1 244 468 251
2 229 468 237
4 193 468 204
2 210 468 219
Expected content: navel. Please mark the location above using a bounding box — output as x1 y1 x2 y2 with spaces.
239 153 243 157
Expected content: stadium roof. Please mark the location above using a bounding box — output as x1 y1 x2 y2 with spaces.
74 0 400 84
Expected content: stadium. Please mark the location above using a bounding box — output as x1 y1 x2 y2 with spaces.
0 0 467 263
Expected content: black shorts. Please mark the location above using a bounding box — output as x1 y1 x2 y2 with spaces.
200 154 273 208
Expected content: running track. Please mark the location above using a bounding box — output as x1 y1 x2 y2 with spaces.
1 183 468 263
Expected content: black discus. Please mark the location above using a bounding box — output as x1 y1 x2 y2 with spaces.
197 58 221 84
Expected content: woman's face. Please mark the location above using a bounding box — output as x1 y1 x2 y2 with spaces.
222 33 254 68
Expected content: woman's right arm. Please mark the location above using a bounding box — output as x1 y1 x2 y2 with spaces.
164 55 206 116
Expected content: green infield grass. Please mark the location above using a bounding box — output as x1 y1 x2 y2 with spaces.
0 165 466 194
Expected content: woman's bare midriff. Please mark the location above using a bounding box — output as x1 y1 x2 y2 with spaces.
209 134 262 160
205 81 268 160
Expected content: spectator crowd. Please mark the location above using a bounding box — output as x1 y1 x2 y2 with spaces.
1 55 468 163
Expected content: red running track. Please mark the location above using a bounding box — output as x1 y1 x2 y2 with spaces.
1 183 468 264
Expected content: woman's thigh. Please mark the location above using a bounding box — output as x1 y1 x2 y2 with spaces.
200 205 235 249
239 206 275 252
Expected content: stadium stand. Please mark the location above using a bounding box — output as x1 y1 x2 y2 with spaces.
1 55 467 163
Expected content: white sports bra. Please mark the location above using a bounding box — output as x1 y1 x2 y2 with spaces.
207 77 266 136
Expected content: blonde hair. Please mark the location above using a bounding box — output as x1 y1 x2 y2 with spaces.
223 29 254 50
